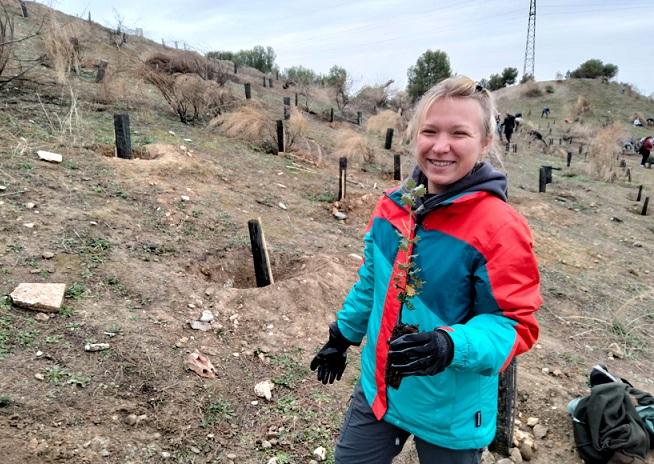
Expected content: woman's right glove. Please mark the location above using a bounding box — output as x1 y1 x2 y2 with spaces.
310 322 353 384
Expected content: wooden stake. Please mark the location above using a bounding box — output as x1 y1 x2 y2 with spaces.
113 113 132 159
330 108 334 123
276 120 284 154
393 154 401 181
263 76 266 87
294 93 298 106
489 359 517 456
283 96 291 106
338 157 347 201
268 78 273 88
642 197 649 216
357 111 362 125
637 185 643 202
538 167 546 193
626 167 631 183
385 128 394 150
566 151 572 167
234 62 238 74
244 83 251 99
248 218 274 287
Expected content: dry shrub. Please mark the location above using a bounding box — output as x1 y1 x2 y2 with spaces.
42 16 81 84
521 81 543 97
286 107 307 150
143 69 234 123
220 104 276 151
572 96 591 119
355 84 390 113
94 71 126 105
365 110 402 136
586 123 628 182
335 129 375 163
145 52 228 85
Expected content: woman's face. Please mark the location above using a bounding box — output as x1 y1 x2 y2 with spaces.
415 97 492 193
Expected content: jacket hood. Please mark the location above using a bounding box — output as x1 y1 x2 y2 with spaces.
403 161 508 220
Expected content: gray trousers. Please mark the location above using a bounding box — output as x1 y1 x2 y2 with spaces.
335 385 481 464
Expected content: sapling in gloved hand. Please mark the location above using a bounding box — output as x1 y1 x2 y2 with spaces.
387 329 454 378
310 322 355 384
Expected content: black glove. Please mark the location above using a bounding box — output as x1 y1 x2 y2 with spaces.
310 322 353 384
387 330 454 378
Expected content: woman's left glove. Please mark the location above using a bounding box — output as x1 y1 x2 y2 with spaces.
387 330 454 377
310 322 353 384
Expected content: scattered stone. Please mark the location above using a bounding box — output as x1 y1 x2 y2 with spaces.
0 185 5 191
37 150 63 163
519 441 534 461
552 369 563 377
199 310 214 323
180 195 190 202
190 446 200 454
161 451 171 459
313 446 327 461
124 414 138 426
10 283 66 312
533 424 548 439
254 380 275 401
333 211 347 220
100 449 110 457
25 202 36 209
510 447 523 463
480 449 496 464
188 320 212 331
261 440 272 449
608 342 624 359
175 337 189 348
185 350 216 378
278 202 287 210
85 343 110 352
541 367 550 375
226 453 237 459
34 313 49 322
496 459 513 464
183 138 192 142
23 222 35 229
204 287 215 297
309 461 319 464
42 251 55 259
168 130 176 136
200 345 219 356
36 350 43 357
527 417 539 427
267 458 278 464
34 372 44 381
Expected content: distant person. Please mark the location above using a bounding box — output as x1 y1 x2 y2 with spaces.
541 107 550 118
640 136 653 167
529 129 547 148
503 113 516 143
515 113 524 132
496 113 503 140
310 76 541 464
633 118 644 127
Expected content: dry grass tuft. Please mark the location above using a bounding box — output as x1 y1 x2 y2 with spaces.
570 96 591 120
42 16 81 84
286 107 308 151
365 110 402 136
586 123 628 182
335 129 375 163
145 51 228 85
220 104 276 150
521 81 543 97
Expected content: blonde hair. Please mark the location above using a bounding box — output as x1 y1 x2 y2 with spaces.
407 76 501 164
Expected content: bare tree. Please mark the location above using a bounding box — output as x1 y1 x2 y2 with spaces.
0 3 44 89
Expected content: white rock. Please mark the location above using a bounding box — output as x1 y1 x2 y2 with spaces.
85 343 110 352
161 451 171 459
199 310 214 322
37 150 63 163
42 251 55 259
278 202 287 210
181 195 190 202
25 202 36 209
226 453 237 459
533 424 548 439
608 342 624 359
333 211 347 220
168 130 176 136
496 459 513 464
35 350 43 357
180 145 187 151
0 185 6 191
183 138 192 142
261 440 272 449
313 446 327 461
188 320 212 331
254 380 275 401
510 447 523 463
541 367 550 375
10 283 66 312
34 313 50 322
34 373 44 381
527 417 539 427
23 223 35 228
267 458 278 464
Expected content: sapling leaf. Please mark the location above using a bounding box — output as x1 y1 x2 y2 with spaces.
405 178 417 190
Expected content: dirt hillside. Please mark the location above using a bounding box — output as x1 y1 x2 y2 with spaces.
1 2 654 464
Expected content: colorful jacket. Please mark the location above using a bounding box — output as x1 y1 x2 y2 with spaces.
336 162 541 449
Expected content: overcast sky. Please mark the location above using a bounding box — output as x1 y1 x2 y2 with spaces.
45 0 653 95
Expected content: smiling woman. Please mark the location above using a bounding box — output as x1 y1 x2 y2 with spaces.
311 75 541 464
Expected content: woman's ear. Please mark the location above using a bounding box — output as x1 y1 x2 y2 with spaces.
481 135 493 157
